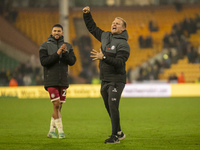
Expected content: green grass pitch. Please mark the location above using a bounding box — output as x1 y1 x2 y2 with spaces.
0 97 200 150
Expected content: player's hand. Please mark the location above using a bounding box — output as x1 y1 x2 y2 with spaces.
83 6 90 13
90 48 103 61
61 44 67 53
57 44 67 55
57 48 62 55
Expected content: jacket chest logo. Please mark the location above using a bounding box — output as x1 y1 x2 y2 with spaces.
108 45 115 50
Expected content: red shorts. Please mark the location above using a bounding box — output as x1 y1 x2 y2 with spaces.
47 87 67 103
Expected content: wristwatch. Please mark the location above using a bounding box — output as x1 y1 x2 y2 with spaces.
102 55 106 60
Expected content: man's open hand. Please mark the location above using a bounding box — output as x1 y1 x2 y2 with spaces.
90 48 103 61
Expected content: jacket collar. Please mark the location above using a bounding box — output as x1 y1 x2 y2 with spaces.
47 34 64 44
112 30 129 41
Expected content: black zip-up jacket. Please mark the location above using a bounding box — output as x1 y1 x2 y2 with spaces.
39 35 76 90
83 12 130 83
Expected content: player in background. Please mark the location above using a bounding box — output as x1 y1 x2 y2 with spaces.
39 24 76 139
83 6 130 144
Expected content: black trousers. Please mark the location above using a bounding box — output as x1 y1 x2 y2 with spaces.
100 81 125 135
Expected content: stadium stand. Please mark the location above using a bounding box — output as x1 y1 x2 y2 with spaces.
70 4 200 71
0 15 39 57
0 51 19 71
14 8 59 46
159 57 200 82
189 29 200 48
3 4 200 83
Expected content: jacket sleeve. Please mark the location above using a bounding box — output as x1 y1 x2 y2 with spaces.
61 45 76 66
83 12 104 42
103 43 130 68
39 43 60 67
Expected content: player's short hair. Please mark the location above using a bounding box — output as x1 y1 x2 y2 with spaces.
52 24 63 30
115 17 127 28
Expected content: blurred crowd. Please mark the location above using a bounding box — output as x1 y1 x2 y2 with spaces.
162 14 200 63
0 0 18 23
1 3 200 86
132 14 200 83
0 61 43 86
72 35 100 84
0 34 100 87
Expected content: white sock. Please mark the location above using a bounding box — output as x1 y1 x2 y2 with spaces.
49 117 56 132
55 118 64 133
117 131 122 135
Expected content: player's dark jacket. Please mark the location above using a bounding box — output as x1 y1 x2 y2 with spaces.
39 35 76 90
83 12 130 83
